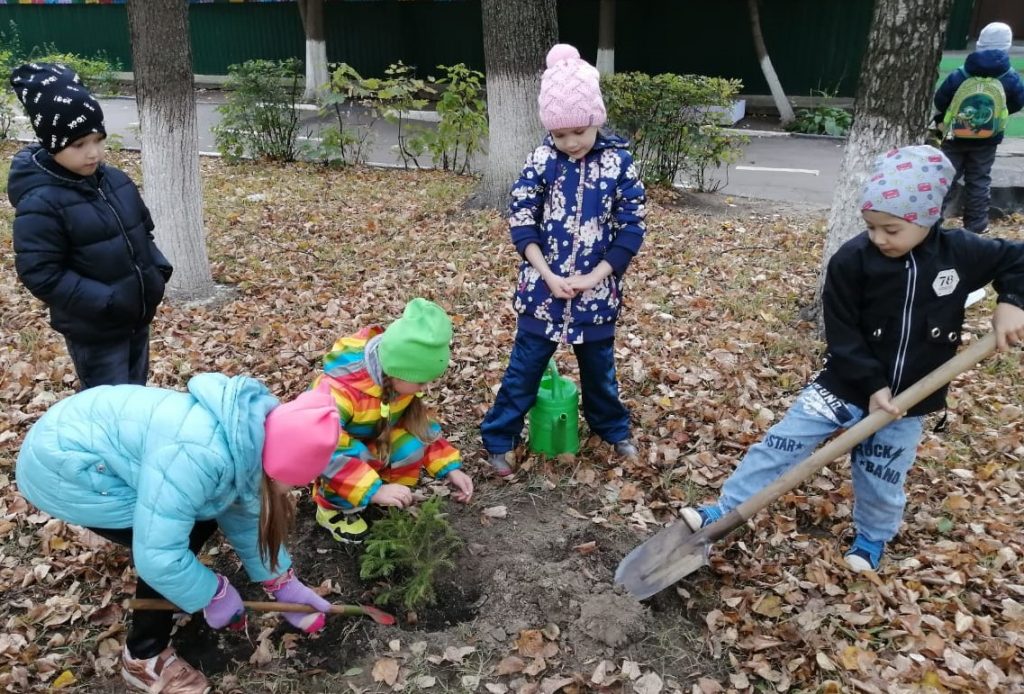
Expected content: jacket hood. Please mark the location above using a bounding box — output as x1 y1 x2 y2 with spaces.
542 130 631 152
965 49 1012 77
322 326 387 398
186 373 279 507
7 143 97 206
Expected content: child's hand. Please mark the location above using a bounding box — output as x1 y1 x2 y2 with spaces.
565 272 601 293
371 483 413 508
992 302 1024 351
203 574 247 631
446 469 474 503
544 272 576 299
868 387 902 417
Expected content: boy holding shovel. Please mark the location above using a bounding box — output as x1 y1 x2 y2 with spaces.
681 145 1024 573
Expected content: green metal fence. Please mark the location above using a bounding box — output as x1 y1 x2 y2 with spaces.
0 0 976 97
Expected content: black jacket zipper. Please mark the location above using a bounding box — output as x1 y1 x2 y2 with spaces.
97 185 146 323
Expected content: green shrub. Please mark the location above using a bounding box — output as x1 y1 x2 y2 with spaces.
375 61 435 169
420 63 487 174
0 89 18 140
786 103 852 137
214 58 302 163
602 71 745 191
0 21 23 69
303 62 381 166
359 496 462 612
28 50 122 95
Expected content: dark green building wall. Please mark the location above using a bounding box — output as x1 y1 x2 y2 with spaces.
0 0 976 97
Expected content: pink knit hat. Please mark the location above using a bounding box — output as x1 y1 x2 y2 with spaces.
538 44 606 131
262 388 339 486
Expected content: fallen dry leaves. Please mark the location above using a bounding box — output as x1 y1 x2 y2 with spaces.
0 143 1022 692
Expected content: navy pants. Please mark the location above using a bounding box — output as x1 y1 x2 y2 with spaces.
942 141 997 233
65 327 150 390
481 328 631 454
89 520 219 659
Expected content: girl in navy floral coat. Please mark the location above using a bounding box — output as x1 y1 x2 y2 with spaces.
481 44 647 475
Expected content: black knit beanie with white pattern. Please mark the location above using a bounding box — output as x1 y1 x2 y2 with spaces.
10 62 106 154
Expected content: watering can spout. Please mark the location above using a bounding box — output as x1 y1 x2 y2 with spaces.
553 412 569 453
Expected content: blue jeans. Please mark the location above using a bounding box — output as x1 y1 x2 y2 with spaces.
717 383 923 543
481 328 631 454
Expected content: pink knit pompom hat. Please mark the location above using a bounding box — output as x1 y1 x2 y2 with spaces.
262 387 339 486
537 44 606 131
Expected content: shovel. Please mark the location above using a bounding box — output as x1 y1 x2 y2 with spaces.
615 332 997 599
128 598 396 625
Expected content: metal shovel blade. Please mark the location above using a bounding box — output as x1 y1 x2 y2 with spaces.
614 520 710 599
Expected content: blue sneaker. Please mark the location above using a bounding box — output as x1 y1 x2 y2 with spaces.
844 534 884 573
680 504 723 532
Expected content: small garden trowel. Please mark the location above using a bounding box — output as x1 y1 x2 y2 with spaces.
615 332 997 600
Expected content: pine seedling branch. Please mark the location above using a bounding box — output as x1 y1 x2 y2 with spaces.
359 496 463 611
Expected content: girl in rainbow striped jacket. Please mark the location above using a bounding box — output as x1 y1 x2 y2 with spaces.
311 298 474 542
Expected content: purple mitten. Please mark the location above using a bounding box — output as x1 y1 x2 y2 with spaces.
203 574 247 631
263 569 331 633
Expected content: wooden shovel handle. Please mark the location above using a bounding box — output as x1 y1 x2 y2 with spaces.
708 332 997 542
128 598 396 625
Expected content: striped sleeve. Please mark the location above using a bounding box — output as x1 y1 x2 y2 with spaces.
422 422 461 479
315 383 383 509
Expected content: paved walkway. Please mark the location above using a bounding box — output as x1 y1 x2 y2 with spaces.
12 93 1021 212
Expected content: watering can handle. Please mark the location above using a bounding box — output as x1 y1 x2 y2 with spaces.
545 359 560 400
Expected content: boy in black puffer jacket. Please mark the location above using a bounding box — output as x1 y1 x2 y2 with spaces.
7 63 172 388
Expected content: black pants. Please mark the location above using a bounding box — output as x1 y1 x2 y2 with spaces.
942 141 998 233
65 327 150 390
88 520 219 659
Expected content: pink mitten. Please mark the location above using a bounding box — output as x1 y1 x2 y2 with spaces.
203 574 247 631
263 569 331 633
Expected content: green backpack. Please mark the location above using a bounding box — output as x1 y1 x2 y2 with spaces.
943 68 1010 140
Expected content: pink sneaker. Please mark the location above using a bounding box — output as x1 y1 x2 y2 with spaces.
121 645 211 693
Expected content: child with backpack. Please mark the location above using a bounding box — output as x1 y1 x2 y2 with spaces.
680 145 1024 573
934 22 1024 234
8 63 172 388
311 298 475 543
480 44 647 475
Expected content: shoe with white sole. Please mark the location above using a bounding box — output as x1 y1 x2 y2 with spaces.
844 534 884 573
122 645 211 693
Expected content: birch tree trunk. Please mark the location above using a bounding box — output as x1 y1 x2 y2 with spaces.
596 0 615 76
298 0 328 103
468 0 558 210
747 0 794 125
126 0 213 301
814 0 955 328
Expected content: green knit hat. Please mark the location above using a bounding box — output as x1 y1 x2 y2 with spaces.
379 298 453 383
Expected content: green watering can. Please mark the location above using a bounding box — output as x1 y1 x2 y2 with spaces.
528 359 580 456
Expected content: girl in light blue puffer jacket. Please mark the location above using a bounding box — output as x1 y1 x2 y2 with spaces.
16 373 340 693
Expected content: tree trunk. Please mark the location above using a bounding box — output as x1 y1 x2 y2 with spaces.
298 0 328 103
126 0 213 301
468 0 558 210
596 0 615 76
747 0 794 125
813 0 955 328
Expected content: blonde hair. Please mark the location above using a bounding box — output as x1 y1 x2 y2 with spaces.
374 381 438 463
258 474 296 574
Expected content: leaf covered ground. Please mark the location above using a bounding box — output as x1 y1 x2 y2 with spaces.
1 142 1022 693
